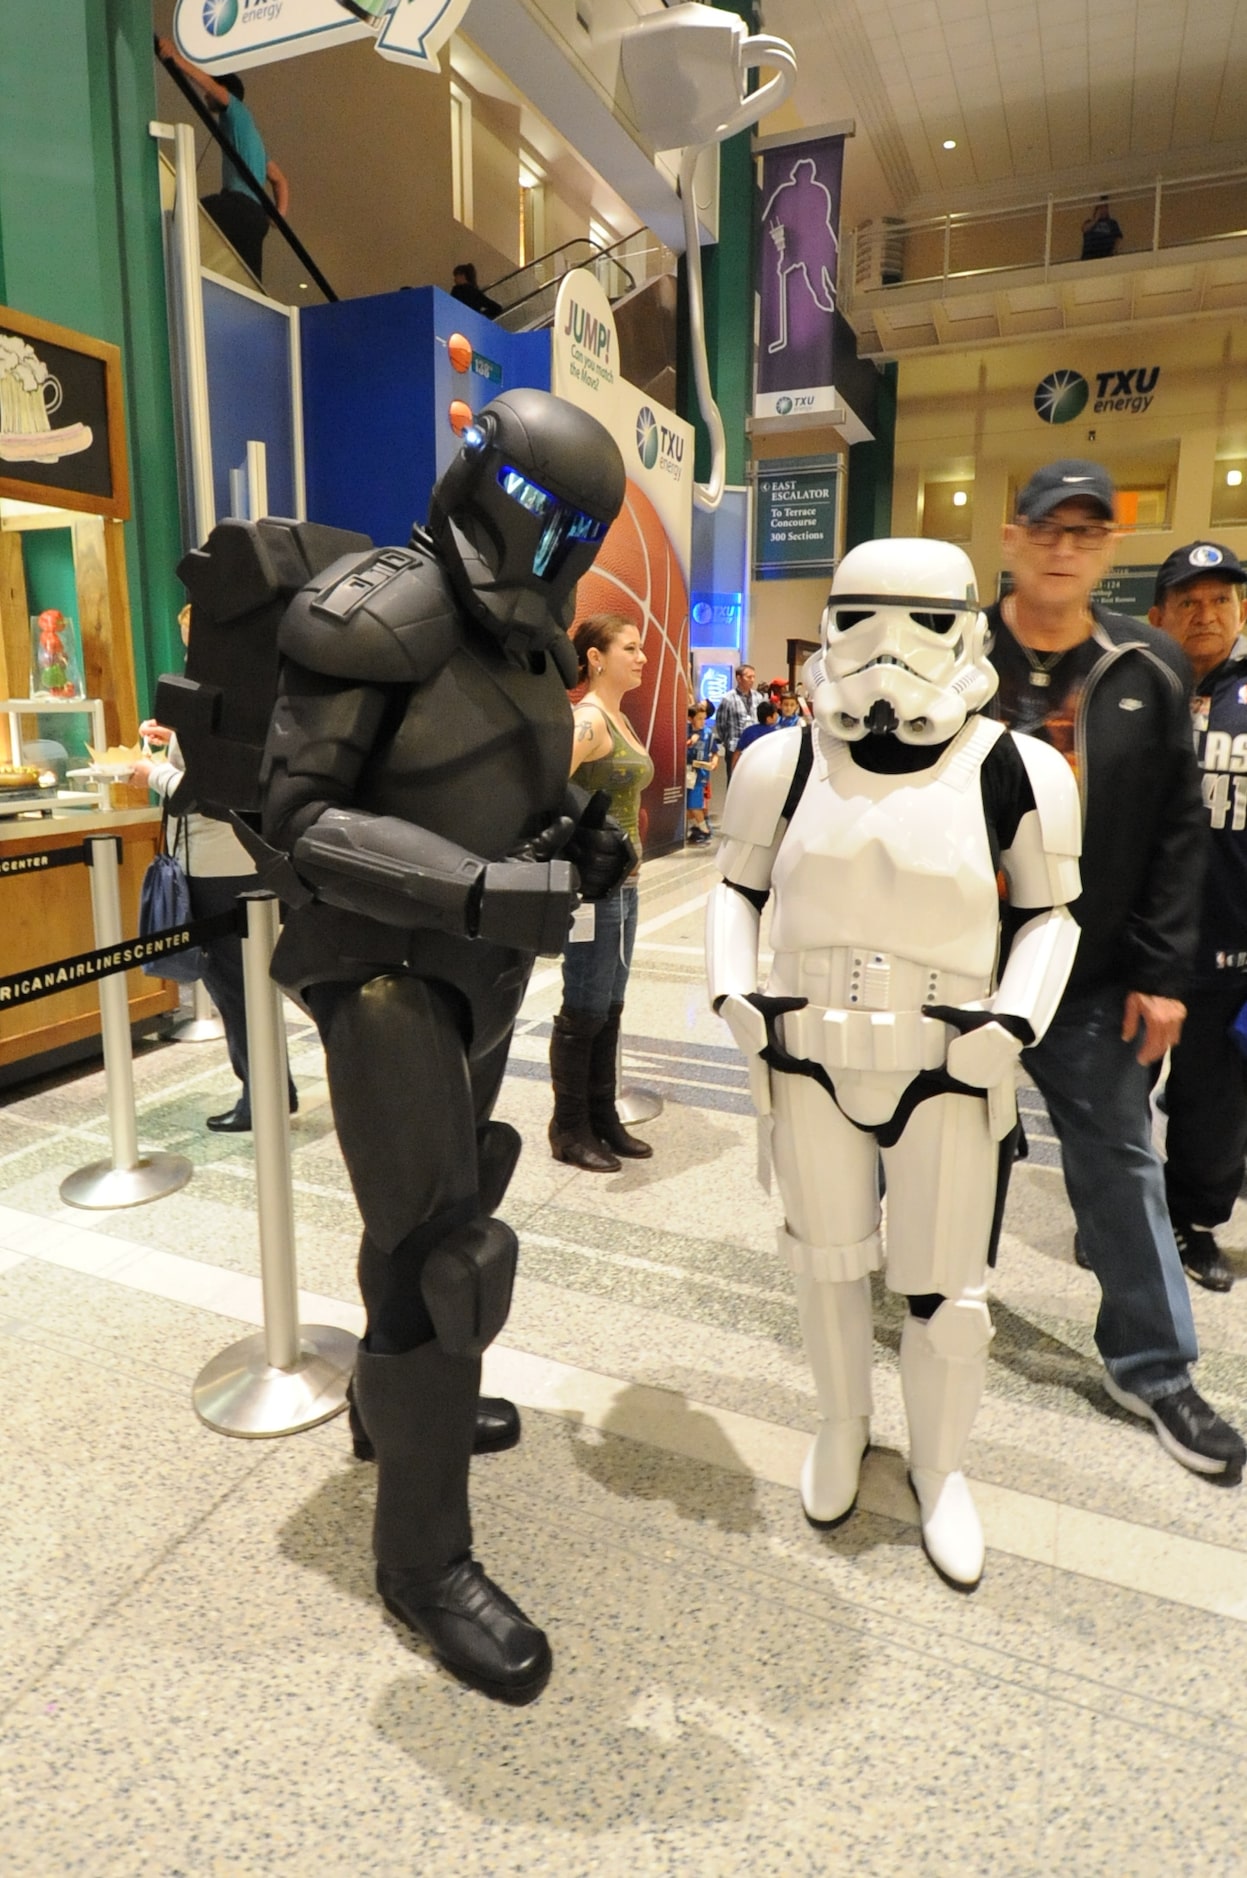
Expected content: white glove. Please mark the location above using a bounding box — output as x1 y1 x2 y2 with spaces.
946 1021 1023 1090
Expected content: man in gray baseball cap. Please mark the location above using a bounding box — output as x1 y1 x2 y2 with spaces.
1149 542 1247 1292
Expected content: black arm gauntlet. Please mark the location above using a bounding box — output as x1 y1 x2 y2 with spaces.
293 809 575 954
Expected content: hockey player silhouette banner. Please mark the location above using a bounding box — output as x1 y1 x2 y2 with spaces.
754 135 845 424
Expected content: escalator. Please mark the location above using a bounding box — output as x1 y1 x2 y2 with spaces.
486 236 678 408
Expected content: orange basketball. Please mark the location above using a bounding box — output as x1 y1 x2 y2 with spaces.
572 478 690 853
448 399 474 435
448 332 472 374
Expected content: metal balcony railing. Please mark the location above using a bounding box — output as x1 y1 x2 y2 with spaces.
846 167 1247 305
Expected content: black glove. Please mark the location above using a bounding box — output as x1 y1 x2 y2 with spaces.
564 789 636 901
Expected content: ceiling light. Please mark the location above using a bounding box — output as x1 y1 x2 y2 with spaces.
1227 469 1243 487
942 138 957 150
952 489 968 507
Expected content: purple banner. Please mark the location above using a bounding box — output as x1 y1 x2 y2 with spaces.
754 136 844 421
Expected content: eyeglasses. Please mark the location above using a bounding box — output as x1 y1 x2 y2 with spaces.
1023 519 1114 549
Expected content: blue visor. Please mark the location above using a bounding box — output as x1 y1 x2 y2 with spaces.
498 466 609 578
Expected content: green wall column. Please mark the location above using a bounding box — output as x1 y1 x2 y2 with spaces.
845 361 898 550
0 0 185 713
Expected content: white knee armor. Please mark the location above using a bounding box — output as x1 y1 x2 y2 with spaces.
706 538 1082 1589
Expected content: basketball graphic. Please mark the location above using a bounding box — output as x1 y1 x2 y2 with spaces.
447 398 474 435
447 332 472 374
573 478 690 852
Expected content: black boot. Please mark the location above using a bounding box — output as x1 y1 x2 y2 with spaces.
353 1341 550 1703
549 1010 620 1171
588 1003 653 1159
347 1381 520 1459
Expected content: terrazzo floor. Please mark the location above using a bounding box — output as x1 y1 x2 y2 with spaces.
3 846 1247 1875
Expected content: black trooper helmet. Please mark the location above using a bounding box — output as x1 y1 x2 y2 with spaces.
427 388 626 651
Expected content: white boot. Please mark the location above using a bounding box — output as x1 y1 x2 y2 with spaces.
793 1267 875 1527
900 1296 993 1590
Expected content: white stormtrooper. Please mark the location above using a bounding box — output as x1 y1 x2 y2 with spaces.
706 539 1081 1589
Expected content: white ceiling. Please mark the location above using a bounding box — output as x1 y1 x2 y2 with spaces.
762 0 1247 227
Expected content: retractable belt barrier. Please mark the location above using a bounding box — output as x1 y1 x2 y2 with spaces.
0 841 90 877
0 909 238 1010
2 837 354 1433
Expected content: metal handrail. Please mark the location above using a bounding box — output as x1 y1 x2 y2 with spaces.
154 39 338 302
491 248 640 333
484 237 609 308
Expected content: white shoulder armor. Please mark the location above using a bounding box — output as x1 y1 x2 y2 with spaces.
720 727 807 847
1002 731 1082 907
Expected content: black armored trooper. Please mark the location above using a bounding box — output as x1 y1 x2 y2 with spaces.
201 390 627 1702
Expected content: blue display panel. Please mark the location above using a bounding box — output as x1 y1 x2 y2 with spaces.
301 288 549 547
202 279 296 524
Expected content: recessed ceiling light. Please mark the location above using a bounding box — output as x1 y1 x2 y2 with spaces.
1227 469 1243 486
942 138 957 150
952 489 968 507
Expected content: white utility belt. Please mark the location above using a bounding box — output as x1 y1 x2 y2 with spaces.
769 949 992 1076
770 946 992 1017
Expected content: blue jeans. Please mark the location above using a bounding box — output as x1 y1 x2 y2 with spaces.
1023 988 1198 1401
560 883 638 1019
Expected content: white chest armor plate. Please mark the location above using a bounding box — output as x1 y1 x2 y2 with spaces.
768 718 1004 1008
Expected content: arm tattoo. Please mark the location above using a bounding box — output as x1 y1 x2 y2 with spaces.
574 719 598 744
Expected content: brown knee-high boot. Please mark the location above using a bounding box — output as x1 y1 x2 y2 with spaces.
588 1001 653 1158
549 1009 620 1171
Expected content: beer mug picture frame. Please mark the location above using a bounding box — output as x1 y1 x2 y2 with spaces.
0 306 129 521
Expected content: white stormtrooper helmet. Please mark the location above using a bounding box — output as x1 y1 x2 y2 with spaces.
809 538 998 745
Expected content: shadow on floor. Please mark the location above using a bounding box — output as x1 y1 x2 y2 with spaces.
562 1392 764 1534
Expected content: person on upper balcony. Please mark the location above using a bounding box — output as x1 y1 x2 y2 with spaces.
157 38 289 284
1080 198 1123 261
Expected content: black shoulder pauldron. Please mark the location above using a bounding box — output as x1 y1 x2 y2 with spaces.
279 543 463 685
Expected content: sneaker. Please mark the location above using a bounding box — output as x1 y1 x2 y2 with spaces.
1172 1222 1234 1293
1103 1374 1246 1480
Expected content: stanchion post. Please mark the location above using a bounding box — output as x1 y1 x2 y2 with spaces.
172 977 226 1043
243 891 299 1371
60 837 194 1209
192 891 356 1436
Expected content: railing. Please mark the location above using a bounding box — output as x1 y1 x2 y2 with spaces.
154 38 338 304
487 231 676 333
846 167 1247 303
486 239 630 332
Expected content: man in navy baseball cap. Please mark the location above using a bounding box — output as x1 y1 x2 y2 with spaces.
1149 541 1247 1293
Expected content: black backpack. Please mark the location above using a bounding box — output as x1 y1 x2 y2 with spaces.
156 516 372 819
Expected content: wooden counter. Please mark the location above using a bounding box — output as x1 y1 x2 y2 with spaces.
0 807 179 1073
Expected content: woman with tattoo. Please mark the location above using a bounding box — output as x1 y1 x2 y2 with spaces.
548 613 655 1170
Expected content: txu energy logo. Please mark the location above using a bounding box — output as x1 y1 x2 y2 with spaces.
636 406 660 470
1034 370 1089 425
203 0 239 33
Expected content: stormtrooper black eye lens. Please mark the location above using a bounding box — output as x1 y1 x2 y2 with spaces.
834 610 874 631
910 611 957 634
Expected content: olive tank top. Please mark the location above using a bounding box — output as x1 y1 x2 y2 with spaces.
575 705 654 864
